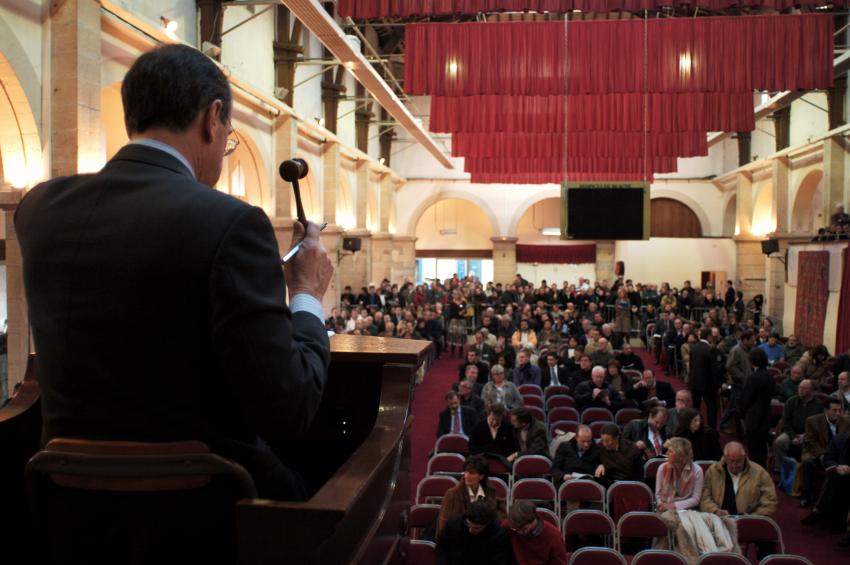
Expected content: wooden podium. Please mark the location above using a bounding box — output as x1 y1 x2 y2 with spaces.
0 336 432 565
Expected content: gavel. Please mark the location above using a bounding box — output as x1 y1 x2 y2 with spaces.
278 158 326 264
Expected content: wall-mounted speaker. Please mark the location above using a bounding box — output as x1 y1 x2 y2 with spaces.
761 238 779 255
342 237 362 252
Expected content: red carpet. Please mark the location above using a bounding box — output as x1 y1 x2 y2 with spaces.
409 347 848 562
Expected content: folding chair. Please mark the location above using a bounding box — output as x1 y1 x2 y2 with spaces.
695 460 716 475
547 394 577 411
616 511 670 555
562 510 616 552
406 539 437 565
558 478 606 519
406 504 440 540
606 481 654 522
488 476 509 505
545 386 572 401
550 406 581 423
758 556 815 565
415 475 458 505
434 434 469 455
643 457 667 485
518 384 544 397
631 550 688 565
615 408 643 427
523 394 545 409
581 407 614 425
695 553 749 565
550 420 580 437
487 456 512 482
623 369 643 383
536 507 560 530
569 547 626 565
426 453 466 477
511 478 557 511
589 421 609 438
528 405 546 423
735 515 784 558
513 455 553 484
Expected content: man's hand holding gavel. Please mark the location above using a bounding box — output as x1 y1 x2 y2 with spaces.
284 221 334 302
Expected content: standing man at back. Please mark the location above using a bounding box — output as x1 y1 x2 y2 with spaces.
720 330 755 436
16 44 334 501
689 328 719 431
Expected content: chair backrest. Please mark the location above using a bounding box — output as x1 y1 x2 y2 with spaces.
488 456 512 478
513 455 553 480
758 556 815 565
569 547 627 565
606 481 654 522
694 460 716 474
559 479 606 506
488 476 509 501
528 405 546 423
615 408 644 427
643 457 667 482
581 407 614 424
695 553 750 565
545 386 571 400
562 510 616 539
512 478 557 508
407 504 441 538
632 549 688 565
523 394 545 409
406 539 437 565
616 512 670 553
547 394 577 410
29 438 256 496
549 406 580 423
589 421 609 438
434 434 469 455
519 384 544 397
550 420 580 436
536 507 560 530
415 475 458 504
735 515 784 554
426 452 466 477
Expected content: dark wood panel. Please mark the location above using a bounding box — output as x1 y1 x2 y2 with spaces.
650 198 703 238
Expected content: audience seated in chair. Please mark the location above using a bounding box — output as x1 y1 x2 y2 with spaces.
508 406 548 462
457 379 486 420
597 423 643 482
673 409 722 462
626 369 676 412
436 499 511 565
512 349 542 387
542 352 570 390
831 371 850 413
700 442 777 518
481 366 523 411
775 364 805 403
799 397 850 508
459 349 490 384
468 404 518 460
551 425 601 484
575 366 622 412
665 390 693 436
656 437 704 513
772 379 820 476
436 455 507 535
437 391 479 438
503 500 568 565
800 431 850 547
622 406 669 461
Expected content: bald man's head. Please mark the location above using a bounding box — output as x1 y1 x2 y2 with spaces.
724 441 747 475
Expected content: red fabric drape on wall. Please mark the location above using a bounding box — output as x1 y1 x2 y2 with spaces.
340 0 846 18
516 244 596 264
795 251 830 348
464 156 677 175
470 172 653 183
405 16 833 96
430 93 755 134
835 246 850 355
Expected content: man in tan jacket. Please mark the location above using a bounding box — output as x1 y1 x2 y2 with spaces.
800 397 850 507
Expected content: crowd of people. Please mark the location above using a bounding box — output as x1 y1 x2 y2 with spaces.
814 203 850 241
326 273 850 561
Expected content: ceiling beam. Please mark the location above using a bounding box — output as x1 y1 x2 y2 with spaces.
281 0 454 169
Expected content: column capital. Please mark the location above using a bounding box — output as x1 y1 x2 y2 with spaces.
491 236 519 245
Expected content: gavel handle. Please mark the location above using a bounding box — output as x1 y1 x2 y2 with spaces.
291 179 308 229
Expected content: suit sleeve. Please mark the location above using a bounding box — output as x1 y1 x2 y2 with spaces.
210 206 329 437
803 416 822 460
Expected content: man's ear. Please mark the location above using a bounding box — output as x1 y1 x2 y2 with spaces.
203 99 223 143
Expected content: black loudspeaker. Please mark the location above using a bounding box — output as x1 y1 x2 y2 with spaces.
761 238 779 255
342 237 362 252
615 261 625 276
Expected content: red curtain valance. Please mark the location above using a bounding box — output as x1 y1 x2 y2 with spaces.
340 1 844 18
516 244 597 264
463 156 677 175
405 15 833 96
430 93 755 134
452 131 708 159
470 172 653 183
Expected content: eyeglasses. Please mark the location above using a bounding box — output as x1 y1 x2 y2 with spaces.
224 122 239 157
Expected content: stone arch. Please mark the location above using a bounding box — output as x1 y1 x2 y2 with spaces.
414 198 495 250
647 188 712 237
790 169 824 234
650 197 703 237
722 193 737 237
0 50 42 188
506 186 562 237
222 129 271 211
751 182 775 236
405 188 501 238
337 172 355 229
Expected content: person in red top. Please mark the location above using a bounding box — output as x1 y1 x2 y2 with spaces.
503 500 567 565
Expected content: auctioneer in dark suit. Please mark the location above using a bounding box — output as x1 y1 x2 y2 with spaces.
16 144 330 500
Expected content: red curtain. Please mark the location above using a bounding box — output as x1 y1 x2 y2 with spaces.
795 251 830 348
464 156 677 174
470 171 654 183
452 132 708 159
430 93 754 133
405 15 833 96
340 1 845 18
836 246 850 355
516 244 597 264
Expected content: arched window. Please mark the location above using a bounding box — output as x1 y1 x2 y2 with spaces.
650 198 703 237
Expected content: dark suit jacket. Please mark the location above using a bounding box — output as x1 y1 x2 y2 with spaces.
15 144 330 499
541 365 571 389
469 420 518 458
600 438 643 481
552 439 601 482
740 368 775 434
622 419 668 458
513 419 548 457
459 361 490 383
436 514 510 565
804 413 850 460
437 406 479 438
460 393 486 418
625 380 676 409
689 341 716 393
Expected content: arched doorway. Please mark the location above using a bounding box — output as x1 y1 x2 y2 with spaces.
221 129 270 211
0 52 41 188
751 183 775 236
791 170 824 234
516 198 563 244
650 198 703 237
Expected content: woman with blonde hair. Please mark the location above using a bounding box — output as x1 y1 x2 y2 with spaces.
655 437 704 512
